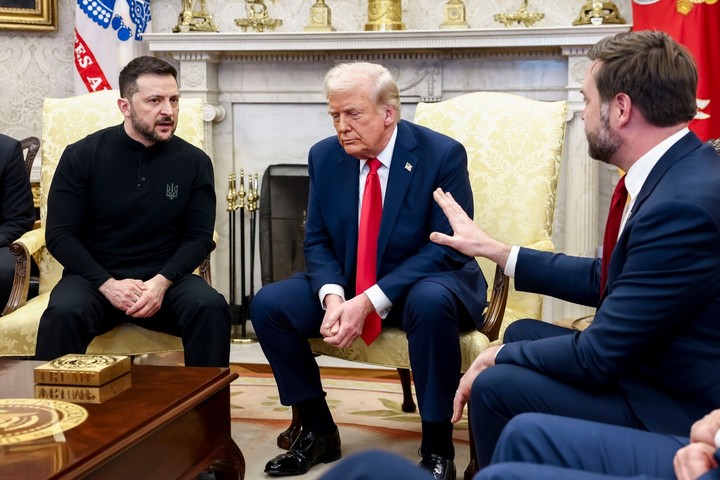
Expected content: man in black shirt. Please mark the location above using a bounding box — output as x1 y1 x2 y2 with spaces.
35 56 230 367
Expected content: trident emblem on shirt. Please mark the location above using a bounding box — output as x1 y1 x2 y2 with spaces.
166 183 179 200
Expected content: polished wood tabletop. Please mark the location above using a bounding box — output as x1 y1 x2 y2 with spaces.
0 360 244 480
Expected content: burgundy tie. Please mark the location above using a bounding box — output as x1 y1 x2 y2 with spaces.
357 158 382 345
600 175 627 297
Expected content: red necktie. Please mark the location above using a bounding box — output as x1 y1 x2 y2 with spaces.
357 158 382 345
600 175 627 297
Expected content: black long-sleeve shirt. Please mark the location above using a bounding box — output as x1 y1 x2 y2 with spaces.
46 124 216 288
0 134 36 247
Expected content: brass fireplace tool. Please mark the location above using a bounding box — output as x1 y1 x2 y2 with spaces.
227 170 260 343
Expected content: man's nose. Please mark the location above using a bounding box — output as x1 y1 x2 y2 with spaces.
337 116 350 132
159 99 174 115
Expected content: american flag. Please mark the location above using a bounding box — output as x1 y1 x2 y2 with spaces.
73 0 152 94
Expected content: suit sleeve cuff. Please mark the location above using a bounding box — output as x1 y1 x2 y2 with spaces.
365 284 392 319
503 246 521 278
319 284 345 309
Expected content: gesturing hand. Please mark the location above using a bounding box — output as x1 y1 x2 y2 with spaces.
430 189 511 268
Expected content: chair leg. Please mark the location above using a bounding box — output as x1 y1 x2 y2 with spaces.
277 405 302 450
396 368 417 413
464 411 479 480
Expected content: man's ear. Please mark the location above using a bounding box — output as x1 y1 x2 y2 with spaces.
614 93 632 126
117 97 131 118
384 105 397 126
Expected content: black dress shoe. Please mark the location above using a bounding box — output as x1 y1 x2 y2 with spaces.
418 452 456 480
264 428 342 476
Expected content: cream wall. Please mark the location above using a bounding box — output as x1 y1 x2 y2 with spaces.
0 0 632 316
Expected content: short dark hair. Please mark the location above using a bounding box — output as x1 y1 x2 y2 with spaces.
588 30 697 127
119 56 177 99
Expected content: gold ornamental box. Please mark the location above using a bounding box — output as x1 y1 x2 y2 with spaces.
35 373 132 404
34 354 131 387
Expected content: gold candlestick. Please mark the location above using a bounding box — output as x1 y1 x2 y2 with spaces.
365 0 405 31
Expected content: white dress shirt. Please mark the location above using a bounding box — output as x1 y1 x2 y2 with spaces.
504 127 689 278
318 126 398 317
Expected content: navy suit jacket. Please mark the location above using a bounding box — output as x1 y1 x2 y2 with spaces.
498 132 720 434
0 134 35 247
302 120 487 327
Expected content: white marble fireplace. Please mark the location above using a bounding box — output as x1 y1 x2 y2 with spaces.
146 24 629 321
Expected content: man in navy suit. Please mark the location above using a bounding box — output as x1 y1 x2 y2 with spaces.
430 30 720 468
251 62 487 478
0 134 36 308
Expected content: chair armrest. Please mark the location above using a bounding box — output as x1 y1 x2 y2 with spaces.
2 229 46 315
196 234 218 286
480 264 509 342
479 238 556 342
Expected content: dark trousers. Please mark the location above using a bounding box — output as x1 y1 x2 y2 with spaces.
480 413 686 480
250 275 475 427
35 273 231 367
0 247 15 307
471 320 644 467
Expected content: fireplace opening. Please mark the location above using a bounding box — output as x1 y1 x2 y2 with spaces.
259 164 310 286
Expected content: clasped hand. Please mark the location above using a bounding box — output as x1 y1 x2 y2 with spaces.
99 274 171 318
320 293 374 349
673 409 720 480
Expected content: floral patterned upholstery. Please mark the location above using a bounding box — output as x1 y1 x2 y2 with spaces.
0 89 206 357
309 92 567 371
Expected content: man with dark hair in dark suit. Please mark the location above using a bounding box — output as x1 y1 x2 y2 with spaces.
0 133 35 308
430 29 720 468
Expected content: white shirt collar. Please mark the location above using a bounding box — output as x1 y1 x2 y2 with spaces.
360 125 398 172
624 127 689 201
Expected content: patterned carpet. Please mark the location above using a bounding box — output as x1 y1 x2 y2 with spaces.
230 371 471 480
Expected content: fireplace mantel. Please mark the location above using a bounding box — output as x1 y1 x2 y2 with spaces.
146 24 630 321
146 25 629 55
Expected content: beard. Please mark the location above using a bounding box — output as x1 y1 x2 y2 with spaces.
587 103 621 164
129 107 176 144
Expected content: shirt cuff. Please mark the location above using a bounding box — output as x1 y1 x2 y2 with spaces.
503 246 521 278
365 284 392 319
319 284 345 309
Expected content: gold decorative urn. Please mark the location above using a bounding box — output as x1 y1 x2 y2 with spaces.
365 0 405 31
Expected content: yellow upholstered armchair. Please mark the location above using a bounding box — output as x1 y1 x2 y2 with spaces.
0 90 209 357
303 92 567 478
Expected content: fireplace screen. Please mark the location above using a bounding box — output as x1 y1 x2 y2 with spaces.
259 164 310 286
